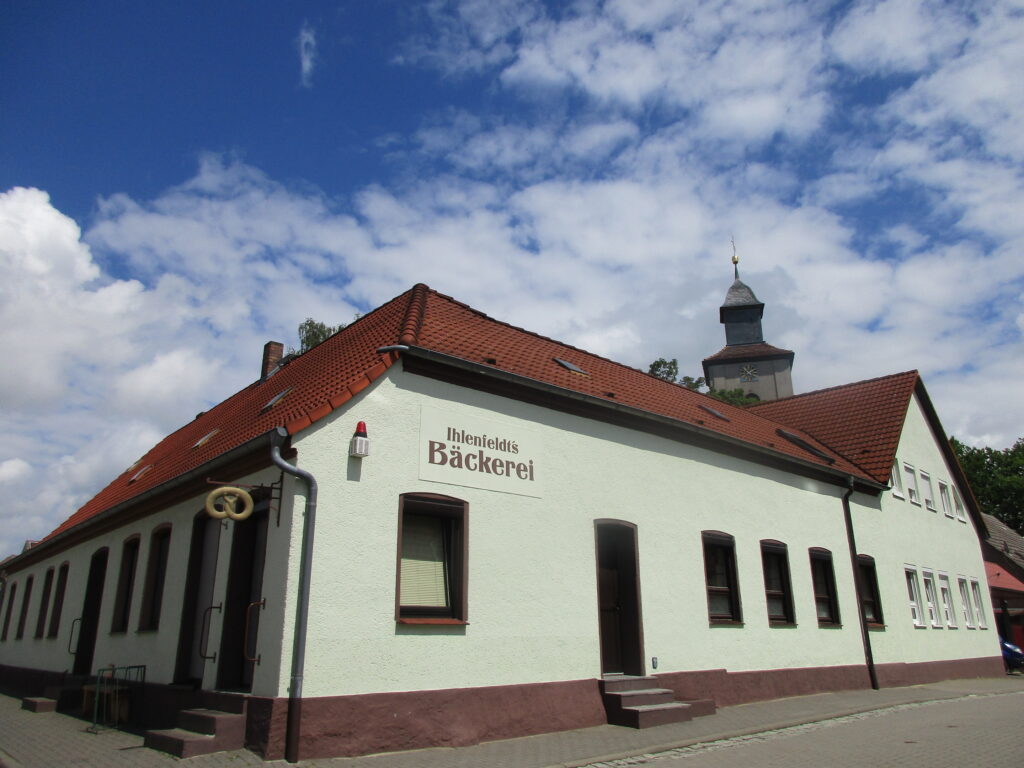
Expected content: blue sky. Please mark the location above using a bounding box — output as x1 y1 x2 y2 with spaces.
2 0 1023 556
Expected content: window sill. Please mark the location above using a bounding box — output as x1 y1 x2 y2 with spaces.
708 619 744 627
817 621 842 629
866 622 886 631
768 621 797 628
397 618 468 626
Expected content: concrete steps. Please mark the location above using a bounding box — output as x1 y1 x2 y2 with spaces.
144 707 245 758
601 674 716 728
21 696 57 713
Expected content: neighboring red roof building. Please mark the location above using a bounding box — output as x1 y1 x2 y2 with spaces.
981 513 1024 646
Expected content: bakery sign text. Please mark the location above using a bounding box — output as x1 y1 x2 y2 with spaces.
419 406 542 497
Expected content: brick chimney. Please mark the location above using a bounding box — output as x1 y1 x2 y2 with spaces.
261 341 284 380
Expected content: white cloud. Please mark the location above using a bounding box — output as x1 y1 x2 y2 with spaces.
829 0 967 74
0 458 32 484
298 21 317 88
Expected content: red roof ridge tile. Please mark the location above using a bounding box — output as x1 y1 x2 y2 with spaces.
398 283 430 345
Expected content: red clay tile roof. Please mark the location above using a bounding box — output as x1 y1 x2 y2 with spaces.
748 371 920 484
45 284 876 544
703 342 794 363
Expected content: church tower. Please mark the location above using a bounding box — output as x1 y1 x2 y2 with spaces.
701 255 794 402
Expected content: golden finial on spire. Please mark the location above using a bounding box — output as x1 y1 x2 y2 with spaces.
731 236 739 279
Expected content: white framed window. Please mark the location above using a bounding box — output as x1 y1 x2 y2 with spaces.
938 573 956 627
970 580 987 628
952 488 967 522
958 577 975 628
922 571 941 627
938 481 954 518
920 471 936 511
905 568 925 627
890 460 905 499
904 464 920 505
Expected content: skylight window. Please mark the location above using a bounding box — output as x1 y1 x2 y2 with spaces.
554 357 588 375
775 429 835 464
698 403 731 422
262 387 293 411
192 429 220 449
129 465 152 483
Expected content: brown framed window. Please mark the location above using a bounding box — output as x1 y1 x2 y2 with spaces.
703 531 741 623
809 548 840 626
761 540 794 625
396 494 467 623
1 582 16 641
138 526 171 631
110 537 140 633
16 576 34 640
48 563 69 638
857 555 884 627
34 568 55 639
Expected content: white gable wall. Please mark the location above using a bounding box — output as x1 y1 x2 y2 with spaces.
850 393 998 665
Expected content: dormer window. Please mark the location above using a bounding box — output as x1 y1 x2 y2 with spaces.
192 429 220 449
262 387 293 411
554 358 588 375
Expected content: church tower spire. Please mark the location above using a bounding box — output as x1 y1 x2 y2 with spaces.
701 249 794 402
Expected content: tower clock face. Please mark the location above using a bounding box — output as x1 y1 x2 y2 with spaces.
740 363 759 382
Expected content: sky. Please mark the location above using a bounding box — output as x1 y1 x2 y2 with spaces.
1 0 1023 558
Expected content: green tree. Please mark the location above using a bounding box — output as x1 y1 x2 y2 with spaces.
647 358 756 405
951 437 1024 534
648 357 679 382
291 317 347 355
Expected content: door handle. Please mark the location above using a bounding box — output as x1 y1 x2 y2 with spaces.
199 603 222 662
243 599 265 665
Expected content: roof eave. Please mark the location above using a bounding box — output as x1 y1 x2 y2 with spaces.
2 430 280 575
399 346 883 493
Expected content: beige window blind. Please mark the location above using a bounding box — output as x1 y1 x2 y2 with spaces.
400 514 449 607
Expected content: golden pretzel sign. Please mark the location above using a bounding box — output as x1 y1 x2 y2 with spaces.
205 486 255 521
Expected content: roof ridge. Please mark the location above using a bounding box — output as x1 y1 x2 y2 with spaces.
398 283 430 345
749 370 919 408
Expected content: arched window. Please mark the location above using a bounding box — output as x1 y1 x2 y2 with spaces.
809 548 840 626
760 540 794 625
139 526 172 631
703 531 741 623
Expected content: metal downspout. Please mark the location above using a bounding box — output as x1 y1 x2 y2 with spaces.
841 477 879 690
270 426 319 763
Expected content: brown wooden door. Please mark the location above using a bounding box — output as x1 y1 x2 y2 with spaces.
595 522 644 676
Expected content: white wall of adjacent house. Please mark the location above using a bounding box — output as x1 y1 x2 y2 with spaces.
0 465 293 700
287 367 872 699
850 393 999 665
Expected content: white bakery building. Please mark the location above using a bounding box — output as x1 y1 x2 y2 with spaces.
0 277 1002 760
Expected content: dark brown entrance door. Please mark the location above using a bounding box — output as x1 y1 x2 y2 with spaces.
73 548 109 676
174 512 222 684
595 521 644 676
216 504 268 691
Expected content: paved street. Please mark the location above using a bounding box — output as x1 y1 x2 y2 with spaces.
578 692 1024 768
